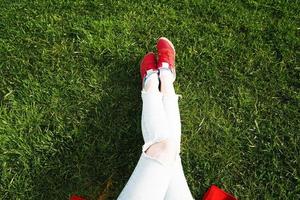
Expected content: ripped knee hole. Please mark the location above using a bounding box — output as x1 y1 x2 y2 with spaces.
145 140 177 164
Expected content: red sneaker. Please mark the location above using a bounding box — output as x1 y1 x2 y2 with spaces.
156 37 176 77
140 52 158 86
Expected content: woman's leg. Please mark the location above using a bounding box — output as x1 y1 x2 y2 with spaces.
160 65 194 200
117 72 178 200
164 157 194 200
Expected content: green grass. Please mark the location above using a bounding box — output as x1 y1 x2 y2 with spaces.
0 0 299 199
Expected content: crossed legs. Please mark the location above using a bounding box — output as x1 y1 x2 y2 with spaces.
117 69 193 200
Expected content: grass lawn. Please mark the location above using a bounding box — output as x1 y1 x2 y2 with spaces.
0 0 299 199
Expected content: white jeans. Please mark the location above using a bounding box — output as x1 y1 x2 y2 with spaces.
117 90 194 200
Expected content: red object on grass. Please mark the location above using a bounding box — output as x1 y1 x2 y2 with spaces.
140 52 157 81
202 185 237 200
70 195 86 200
156 37 176 69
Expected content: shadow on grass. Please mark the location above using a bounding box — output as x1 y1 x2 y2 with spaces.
30 53 143 200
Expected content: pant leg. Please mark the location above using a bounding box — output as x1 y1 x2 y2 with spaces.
117 152 175 200
141 91 171 149
117 91 175 200
164 157 194 200
162 95 181 151
162 95 194 200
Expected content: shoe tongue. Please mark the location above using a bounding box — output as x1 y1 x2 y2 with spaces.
159 55 169 64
